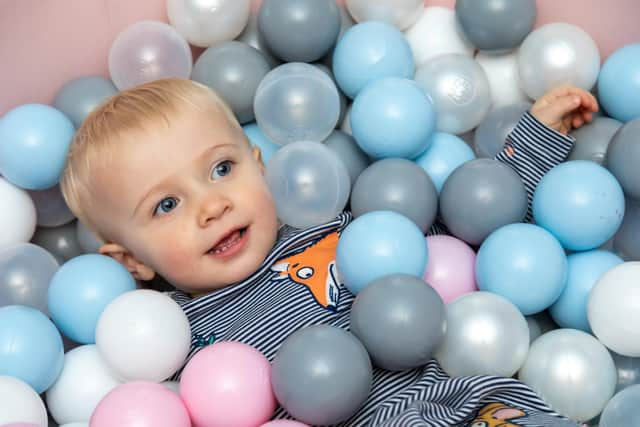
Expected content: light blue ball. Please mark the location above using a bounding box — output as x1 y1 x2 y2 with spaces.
243 122 280 164
413 132 476 193
0 104 75 190
533 160 625 251
336 210 428 295
332 22 415 99
550 250 623 332
48 254 137 344
598 43 640 122
476 223 568 315
351 78 436 159
0 305 64 393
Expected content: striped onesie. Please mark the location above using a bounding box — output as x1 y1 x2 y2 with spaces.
170 113 581 427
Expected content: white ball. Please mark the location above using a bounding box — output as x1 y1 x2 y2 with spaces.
588 262 640 357
475 51 531 109
167 0 250 47
46 345 121 424
518 23 600 99
0 375 47 426
345 0 423 30
96 290 191 382
404 7 474 66
0 177 36 250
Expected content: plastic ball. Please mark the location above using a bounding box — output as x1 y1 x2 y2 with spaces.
75 221 103 254
473 103 531 158
350 274 445 371
0 104 75 190
45 345 121 425
611 351 640 393
192 41 271 124
476 223 567 315
519 329 616 421
456 0 536 52
518 23 600 99
167 0 250 48
0 305 64 393
258 0 340 63
336 210 428 295
350 78 436 159
243 123 280 164
345 0 423 30
405 7 474 66
27 185 75 228
323 130 370 188
261 421 309 427
90 381 190 427
31 222 84 265
414 132 476 193
614 198 640 261
569 117 622 164
475 52 530 110
588 262 640 357
439 159 527 246
254 63 340 145
600 384 640 427
333 22 414 99
180 342 276 427
272 325 372 426
526 311 557 344
606 118 640 200
0 178 36 250
0 243 59 313
350 158 438 233
597 43 640 122
236 11 280 68
549 250 623 332
48 254 136 344
265 141 350 229
415 54 491 135
0 376 47 426
52 76 117 128
434 292 529 377
423 235 477 304
95 290 191 382
108 21 192 90
533 160 625 251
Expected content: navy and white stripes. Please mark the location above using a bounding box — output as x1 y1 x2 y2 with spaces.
169 114 578 426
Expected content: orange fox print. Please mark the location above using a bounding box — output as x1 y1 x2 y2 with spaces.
271 231 341 311
471 403 526 427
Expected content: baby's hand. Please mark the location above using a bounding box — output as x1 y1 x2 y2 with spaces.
530 84 599 135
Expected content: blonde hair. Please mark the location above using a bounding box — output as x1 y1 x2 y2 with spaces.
60 78 241 238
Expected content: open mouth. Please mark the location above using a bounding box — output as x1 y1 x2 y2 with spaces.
207 227 248 257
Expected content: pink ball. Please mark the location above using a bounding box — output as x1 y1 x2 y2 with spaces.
261 421 310 427
424 235 478 304
90 381 191 427
180 341 276 427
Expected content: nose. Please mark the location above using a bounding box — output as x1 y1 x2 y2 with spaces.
198 192 232 227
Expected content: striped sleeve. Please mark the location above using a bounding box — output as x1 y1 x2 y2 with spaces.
494 112 575 223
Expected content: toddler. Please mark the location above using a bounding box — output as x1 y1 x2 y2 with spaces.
61 78 597 427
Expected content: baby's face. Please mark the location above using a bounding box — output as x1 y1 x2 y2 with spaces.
90 107 279 294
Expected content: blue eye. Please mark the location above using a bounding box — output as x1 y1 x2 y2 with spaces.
154 197 179 216
211 160 233 180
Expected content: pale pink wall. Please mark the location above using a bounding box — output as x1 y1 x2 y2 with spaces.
1 0 639 115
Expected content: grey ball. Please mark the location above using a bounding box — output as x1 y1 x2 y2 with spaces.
313 63 348 126
192 41 271 124
272 325 372 425
31 221 83 265
53 76 117 128
350 274 446 371
456 0 536 52
613 198 640 261
474 103 531 158
570 117 623 164
351 158 438 233
323 130 370 188
605 118 640 199
258 0 341 63
236 11 281 68
440 159 527 245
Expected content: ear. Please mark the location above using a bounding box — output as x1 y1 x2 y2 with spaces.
252 146 265 174
99 243 156 282
492 407 526 420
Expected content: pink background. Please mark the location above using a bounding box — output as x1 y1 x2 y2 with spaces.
1 0 639 115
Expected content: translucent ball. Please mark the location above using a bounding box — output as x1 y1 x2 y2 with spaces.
265 141 350 229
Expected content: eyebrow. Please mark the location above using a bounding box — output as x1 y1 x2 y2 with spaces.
131 143 236 218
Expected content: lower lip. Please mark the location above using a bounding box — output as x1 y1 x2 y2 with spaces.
208 228 249 259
